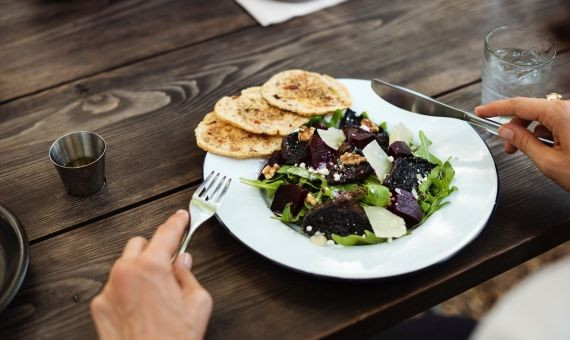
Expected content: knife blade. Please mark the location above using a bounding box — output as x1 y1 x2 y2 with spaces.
371 79 554 146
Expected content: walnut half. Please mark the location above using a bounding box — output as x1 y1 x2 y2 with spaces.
262 163 280 179
360 118 379 133
340 152 367 165
298 126 315 142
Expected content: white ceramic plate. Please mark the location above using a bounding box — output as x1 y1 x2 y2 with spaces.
203 79 498 280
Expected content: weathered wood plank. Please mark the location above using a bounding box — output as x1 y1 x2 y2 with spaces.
0 0 256 102
1 0 568 242
0 145 568 339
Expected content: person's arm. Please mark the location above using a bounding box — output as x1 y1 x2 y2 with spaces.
90 210 212 340
475 97 570 191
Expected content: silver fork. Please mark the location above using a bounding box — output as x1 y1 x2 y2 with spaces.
175 171 231 257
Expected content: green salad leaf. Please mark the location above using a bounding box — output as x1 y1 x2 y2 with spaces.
361 183 391 207
239 178 285 197
332 230 386 246
414 131 442 165
273 203 305 223
417 159 457 222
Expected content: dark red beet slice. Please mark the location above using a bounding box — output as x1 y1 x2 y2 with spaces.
281 132 308 165
307 135 337 169
388 141 412 158
270 184 308 216
339 108 362 128
390 189 423 226
376 128 390 152
326 162 374 184
302 195 371 238
343 126 376 149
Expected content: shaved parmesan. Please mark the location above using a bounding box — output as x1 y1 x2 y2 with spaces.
317 128 346 150
362 140 392 182
363 206 407 238
389 122 413 146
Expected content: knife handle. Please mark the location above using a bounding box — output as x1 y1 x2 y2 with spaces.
464 113 555 147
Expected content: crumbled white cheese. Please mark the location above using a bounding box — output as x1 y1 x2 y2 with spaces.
306 225 313 232
316 164 329 176
325 239 335 246
387 156 394 162
333 173 342 181
395 188 402 195
359 124 371 132
310 232 327 246
299 162 306 169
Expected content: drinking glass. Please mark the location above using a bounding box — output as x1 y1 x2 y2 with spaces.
481 26 556 122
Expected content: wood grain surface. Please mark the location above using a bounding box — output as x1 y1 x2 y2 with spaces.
0 145 568 339
1 0 569 242
2 0 570 338
0 0 256 102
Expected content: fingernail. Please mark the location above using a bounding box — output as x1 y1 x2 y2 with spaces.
474 106 483 115
182 253 193 270
499 126 514 142
176 209 186 215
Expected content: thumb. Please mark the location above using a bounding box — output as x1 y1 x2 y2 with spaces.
173 253 201 290
499 123 554 168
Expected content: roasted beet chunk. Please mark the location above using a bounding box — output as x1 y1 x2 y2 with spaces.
339 108 362 128
376 128 390 152
343 126 376 149
390 189 423 226
270 184 308 216
383 156 436 192
326 161 374 184
281 132 308 165
307 135 337 169
388 141 412 158
258 151 286 179
302 196 372 238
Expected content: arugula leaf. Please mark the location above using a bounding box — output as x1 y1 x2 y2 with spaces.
379 121 388 130
273 203 305 223
277 165 327 185
417 160 457 222
240 178 285 197
329 109 343 128
361 183 391 207
413 131 442 165
332 230 386 246
305 115 327 128
304 109 344 129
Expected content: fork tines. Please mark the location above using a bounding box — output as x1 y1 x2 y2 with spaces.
195 171 231 203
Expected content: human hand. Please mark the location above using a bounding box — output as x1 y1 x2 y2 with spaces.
90 210 212 340
475 97 570 191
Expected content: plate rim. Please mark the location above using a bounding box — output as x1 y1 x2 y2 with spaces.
203 78 499 280
0 203 29 312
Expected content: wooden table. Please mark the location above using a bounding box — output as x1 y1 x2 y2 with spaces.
1 0 569 338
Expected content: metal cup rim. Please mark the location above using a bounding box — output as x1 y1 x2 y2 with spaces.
48 131 107 169
484 25 557 68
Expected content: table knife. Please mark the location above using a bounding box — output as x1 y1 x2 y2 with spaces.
371 79 554 146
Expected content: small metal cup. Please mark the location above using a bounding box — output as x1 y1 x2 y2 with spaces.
49 131 107 197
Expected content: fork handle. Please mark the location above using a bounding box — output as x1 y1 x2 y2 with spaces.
464 112 554 146
177 223 198 256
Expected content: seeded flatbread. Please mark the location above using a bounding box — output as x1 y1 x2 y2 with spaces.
214 87 308 136
195 113 282 158
260 69 352 116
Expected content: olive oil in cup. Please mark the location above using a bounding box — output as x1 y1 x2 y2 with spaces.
49 131 106 196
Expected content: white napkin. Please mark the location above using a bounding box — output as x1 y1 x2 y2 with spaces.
235 0 348 26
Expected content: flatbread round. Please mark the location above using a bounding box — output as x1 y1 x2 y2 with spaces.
195 113 282 158
260 70 352 116
214 87 308 136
